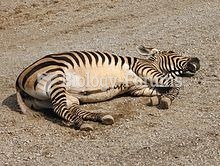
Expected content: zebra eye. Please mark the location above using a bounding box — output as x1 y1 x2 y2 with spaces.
148 54 156 61
151 54 155 57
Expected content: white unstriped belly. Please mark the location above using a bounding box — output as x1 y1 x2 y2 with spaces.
66 65 143 95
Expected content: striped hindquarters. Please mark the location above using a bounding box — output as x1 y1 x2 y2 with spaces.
16 51 137 99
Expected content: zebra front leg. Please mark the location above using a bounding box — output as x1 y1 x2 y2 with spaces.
128 85 179 108
158 87 180 109
128 85 162 106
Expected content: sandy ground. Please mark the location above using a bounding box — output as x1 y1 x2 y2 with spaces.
0 0 220 165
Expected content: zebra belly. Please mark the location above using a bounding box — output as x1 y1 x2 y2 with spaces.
65 68 144 103
66 72 127 103
71 88 125 103
65 66 143 94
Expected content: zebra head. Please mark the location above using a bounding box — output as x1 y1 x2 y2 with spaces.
136 45 200 76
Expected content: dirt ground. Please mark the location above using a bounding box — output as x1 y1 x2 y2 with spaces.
0 0 219 165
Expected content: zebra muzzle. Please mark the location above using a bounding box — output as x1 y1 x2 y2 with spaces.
186 57 200 74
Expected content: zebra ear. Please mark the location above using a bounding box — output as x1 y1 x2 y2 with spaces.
136 45 159 56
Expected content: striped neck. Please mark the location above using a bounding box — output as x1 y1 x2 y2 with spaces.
130 58 156 78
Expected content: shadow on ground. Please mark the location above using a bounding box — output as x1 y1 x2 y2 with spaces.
2 94 20 113
2 93 66 127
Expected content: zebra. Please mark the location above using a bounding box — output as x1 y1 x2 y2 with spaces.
16 46 200 131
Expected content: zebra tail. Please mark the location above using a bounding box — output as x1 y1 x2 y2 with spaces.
16 89 33 115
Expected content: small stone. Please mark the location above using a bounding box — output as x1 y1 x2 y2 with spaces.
80 124 94 131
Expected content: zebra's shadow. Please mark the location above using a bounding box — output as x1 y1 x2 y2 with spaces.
2 94 20 113
2 94 64 126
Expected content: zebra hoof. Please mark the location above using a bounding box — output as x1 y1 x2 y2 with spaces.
146 96 159 106
101 115 114 125
159 97 171 109
80 123 94 131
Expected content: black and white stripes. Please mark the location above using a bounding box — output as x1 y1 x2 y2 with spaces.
16 47 200 130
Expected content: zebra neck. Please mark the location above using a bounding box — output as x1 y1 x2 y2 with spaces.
128 57 139 71
130 59 153 78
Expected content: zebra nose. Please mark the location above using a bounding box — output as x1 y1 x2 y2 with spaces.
187 57 200 73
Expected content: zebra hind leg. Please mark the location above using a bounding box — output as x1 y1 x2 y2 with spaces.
66 93 114 127
51 91 114 131
66 104 114 131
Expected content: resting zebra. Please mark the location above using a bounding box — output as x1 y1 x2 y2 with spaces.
16 46 200 130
